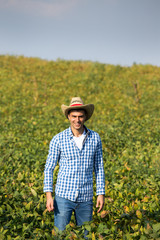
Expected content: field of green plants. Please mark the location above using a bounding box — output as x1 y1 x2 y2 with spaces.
0 55 160 239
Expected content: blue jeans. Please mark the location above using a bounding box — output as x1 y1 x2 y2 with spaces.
54 195 93 231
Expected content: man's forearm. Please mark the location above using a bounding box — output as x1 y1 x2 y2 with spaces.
46 192 52 199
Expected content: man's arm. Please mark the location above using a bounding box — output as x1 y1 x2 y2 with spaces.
43 136 60 211
94 134 105 212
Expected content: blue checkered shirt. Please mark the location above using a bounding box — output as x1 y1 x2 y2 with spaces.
43 126 105 202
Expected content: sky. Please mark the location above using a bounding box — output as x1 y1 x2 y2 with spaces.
0 0 160 66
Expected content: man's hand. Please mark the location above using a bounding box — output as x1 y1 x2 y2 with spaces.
96 195 105 213
46 192 54 212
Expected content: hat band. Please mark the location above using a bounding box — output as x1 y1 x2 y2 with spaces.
70 104 83 107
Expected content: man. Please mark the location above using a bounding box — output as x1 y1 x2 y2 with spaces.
43 97 105 232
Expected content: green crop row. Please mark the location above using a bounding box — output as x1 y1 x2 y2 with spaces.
0 55 160 239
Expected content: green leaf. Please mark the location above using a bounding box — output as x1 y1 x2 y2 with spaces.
30 188 37 197
85 224 91 231
153 223 160 232
6 204 12 212
17 172 24 181
7 235 12 240
0 233 5 240
25 201 32 210
97 223 106 233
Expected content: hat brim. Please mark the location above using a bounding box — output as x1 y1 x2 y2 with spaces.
61 104 94 121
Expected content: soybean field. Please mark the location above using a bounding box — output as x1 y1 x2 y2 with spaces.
0 55 160 239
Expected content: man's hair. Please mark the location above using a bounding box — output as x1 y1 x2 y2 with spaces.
68 108 87 116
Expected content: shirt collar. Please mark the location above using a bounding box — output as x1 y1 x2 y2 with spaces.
68 125 90 138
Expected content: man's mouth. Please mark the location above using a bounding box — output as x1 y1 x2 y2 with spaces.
75 123 81 127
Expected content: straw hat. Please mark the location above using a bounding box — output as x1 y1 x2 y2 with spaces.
61 97 94 121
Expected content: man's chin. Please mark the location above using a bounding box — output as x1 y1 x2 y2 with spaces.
74 125 82 129
75 126 81 129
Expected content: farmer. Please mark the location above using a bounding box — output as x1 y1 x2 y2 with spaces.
43 97 105 232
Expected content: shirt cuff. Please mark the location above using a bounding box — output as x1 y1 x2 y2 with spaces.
96 189 105 196
43 186 53 193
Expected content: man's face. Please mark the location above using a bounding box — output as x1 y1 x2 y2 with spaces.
68 110 86 131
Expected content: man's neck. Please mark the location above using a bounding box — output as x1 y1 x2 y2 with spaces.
71 126 85 137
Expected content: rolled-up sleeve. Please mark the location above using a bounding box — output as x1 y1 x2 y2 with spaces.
43 136 60 192
94 135 105 196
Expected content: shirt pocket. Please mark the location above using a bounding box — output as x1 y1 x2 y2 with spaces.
60 150 78 167
60 156 75 167
61 142 78 160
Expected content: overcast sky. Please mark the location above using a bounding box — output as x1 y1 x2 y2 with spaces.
0 0 160 66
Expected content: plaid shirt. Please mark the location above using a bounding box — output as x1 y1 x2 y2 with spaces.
43 126 105 202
